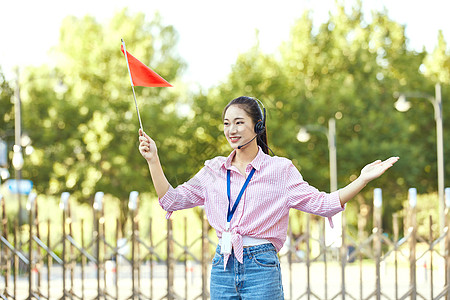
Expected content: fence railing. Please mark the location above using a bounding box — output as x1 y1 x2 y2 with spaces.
1 188 449 300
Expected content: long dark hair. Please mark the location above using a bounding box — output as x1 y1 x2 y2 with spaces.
222 96 269 154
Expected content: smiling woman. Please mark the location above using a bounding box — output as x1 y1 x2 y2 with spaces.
138 95 399 299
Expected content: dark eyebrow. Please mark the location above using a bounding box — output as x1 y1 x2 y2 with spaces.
224 117 245 121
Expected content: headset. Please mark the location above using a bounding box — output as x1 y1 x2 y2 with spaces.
237 97 267 150
253 98 266 135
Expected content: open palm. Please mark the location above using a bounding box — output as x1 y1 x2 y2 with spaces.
359 157 399 184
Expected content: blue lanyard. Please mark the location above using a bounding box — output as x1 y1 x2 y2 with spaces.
226 168 256 227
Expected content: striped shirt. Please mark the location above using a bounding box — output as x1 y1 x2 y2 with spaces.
159 147 344 266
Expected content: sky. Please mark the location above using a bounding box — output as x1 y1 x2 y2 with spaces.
1 0 449 89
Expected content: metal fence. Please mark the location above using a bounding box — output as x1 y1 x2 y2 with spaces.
0 188 449 300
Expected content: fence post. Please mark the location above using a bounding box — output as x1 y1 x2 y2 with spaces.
60 192 70 298
322 219 328 300
69 199 75 297
129 191 138 299
93 191 104 299
373 188 382 300
27 192 36 299
184 217 188 300
393 213 399 300
115 218 119 299
358 208 367 300
167 218 174 300
81 219 86 300
34 194 41 298
1 194 11 297
339 209 347 299
429 215 434 299
306 214 312 300
149 217 154 299
409 188 417 300
288 218 293 300
445 187 450 300
47 219 51 299
13 221 18 298
201 209 209 300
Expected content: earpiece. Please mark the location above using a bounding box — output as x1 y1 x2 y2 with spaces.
253 98 266 135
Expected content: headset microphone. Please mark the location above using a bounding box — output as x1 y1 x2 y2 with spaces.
237 135 258 150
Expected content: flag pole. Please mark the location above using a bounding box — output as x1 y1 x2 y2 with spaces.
121 38 144 131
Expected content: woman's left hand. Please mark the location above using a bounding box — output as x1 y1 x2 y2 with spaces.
359 157 399 184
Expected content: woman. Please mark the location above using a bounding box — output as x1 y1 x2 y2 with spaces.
138 96 398 299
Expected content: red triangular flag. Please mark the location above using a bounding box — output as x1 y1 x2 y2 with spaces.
121 45 172 87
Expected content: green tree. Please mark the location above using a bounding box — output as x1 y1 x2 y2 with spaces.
0 69 14 140
19 9 186 227
0 68 14 177
191 3 450 234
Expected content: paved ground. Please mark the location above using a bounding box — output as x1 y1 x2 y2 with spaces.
1 259 447 299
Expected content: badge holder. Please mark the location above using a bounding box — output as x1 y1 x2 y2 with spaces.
221 222 232 254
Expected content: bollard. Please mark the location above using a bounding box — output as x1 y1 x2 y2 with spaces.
409 188 417 208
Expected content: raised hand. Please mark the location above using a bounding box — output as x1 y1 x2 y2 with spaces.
138 129 158 163
359 157 399 184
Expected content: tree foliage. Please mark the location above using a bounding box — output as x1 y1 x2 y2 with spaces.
17 9 186 227
193 5 450 233
1 4 449 234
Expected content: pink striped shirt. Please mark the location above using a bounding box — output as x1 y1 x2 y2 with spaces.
159 147 344 266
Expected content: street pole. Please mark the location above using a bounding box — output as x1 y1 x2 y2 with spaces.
328 118 337 192
433 83 445 239
297 118 341 246
14 69 23 226
395 83 445 238
327 118 342 248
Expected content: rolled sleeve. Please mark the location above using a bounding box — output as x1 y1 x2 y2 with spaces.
158 167 209 218
286 163 345 221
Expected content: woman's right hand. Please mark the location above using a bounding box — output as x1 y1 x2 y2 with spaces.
139 129 158 163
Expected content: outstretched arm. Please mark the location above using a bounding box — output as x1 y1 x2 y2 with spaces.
338 157 399 207
138 129 170 198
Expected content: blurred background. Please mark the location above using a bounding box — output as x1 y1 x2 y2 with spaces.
0 0 449 240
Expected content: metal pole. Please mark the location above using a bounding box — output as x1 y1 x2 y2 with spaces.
445 188 450 300
374 189 382 300
434 83 445 239
62 202 67 298
28 196 33 299
328 118 337 192
149 218 154 299
14 70 22 227
201 211 208 300
47 219 51 299
409 188 417 300
81 219 85 300
167 219 174 300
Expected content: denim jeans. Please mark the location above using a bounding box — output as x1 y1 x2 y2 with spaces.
210 243 284 299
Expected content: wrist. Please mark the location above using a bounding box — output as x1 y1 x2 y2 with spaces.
148 154 160 167
356 175 369 187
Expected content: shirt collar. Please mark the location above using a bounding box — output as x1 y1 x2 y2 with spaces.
223 146 265 171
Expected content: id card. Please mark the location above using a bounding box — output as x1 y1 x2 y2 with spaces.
221 231 232 254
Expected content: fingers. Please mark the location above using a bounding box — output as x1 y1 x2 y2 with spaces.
367 159 382 167
138 130 153 143
376 157 399 173
383 156 400 167
372 157 399 166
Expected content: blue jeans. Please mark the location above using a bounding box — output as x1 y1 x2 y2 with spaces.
210 243 284 299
